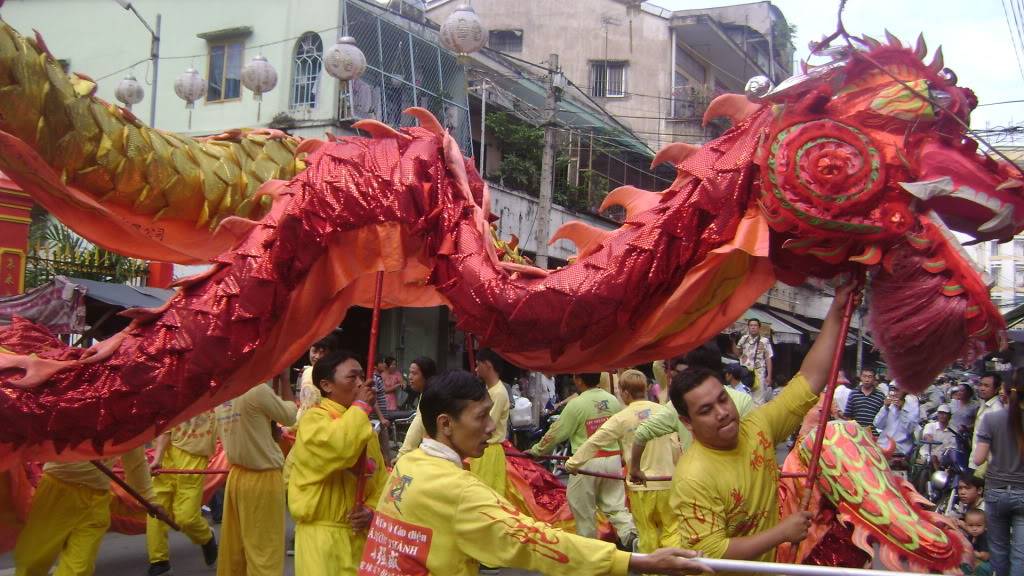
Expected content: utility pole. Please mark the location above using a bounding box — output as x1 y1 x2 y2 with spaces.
534 53 561 269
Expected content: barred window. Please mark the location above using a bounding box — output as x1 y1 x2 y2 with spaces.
488 29 523 53
590 61 626 98
291 33 323 109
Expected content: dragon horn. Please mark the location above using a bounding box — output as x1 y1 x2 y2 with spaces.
884 29 903 48
914 33 928 60
0 20 308 263
599 185 661 220
651 142 700 169
353 119 412 141
703 94 762 127
861 34 883 50
928 46 945 73
403 107 445 136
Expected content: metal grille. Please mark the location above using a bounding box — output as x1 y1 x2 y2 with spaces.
340 1 472 152
291 33 323 109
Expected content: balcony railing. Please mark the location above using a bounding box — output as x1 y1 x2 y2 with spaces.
338 0 473 153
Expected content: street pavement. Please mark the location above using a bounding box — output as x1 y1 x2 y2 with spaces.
0 518 538 575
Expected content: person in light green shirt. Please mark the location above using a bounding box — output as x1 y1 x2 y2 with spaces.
629 381 753 484
527 373 637 544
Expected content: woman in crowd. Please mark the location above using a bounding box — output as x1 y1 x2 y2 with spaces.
396 356 438 459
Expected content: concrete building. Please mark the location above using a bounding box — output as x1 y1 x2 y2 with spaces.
426 0 795 149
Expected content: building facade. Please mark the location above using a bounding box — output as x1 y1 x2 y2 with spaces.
426 0 795 148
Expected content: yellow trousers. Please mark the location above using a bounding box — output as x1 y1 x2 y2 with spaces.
294 522 366 575
567 455 636 540
146 445 213 562
630 489 676 552
216 466 285 576
13 474 112 576
468 443 507 496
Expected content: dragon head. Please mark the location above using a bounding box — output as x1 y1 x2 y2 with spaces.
739 33 1020 391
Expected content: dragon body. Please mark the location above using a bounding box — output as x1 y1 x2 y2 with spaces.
0 19 1019 571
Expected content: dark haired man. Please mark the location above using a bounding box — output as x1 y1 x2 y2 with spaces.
469 349 511 495
527 372 636 546
669 284 856 570
358 370 710 575
288 351 388 575
737 318 772 404
970 372 1005 475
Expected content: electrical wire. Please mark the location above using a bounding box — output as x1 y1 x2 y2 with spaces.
1002 0 1024 83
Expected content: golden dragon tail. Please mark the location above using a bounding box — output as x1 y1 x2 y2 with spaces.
0 19 308 262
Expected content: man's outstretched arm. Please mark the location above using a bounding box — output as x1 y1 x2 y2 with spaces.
800 282 858 395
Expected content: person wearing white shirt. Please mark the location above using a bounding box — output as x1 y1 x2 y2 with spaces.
831 371 853 418
873 389 919 456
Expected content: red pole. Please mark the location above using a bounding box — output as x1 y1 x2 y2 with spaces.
800 273 863 509
357 270 386 508
466 333 476 371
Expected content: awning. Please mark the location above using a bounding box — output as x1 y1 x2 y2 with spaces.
0 276 174 334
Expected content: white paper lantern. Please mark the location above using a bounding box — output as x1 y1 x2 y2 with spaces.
323 36 367 82
241 54 278 101
115 74 145 110
174 67 207 110
440 5 486 55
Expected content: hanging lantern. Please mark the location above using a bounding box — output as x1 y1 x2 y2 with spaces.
174 67 207 108
323 36 366 82
241 54 278 100
440 5 486 56
241 54 278 121
115 74 145 110
174 67 207 129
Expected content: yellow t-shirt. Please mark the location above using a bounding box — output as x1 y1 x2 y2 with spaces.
43 445 154 498
170 410 218 457
670 373 817 567
486 381 510 444
567 400 680 491
287 397 388 524
216 383 297 470
397 409 425 459
359 445 631 575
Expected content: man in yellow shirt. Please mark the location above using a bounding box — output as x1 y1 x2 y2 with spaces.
357 369 710 576
215 381 297 576
14 446 156 576
527 372 636 546
146 410 219 575
567 369 680 553
288 350 389 574
469 349 510 495
669 284 855 571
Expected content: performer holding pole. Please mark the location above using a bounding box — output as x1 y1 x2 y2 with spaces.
145 411 219 575
668 282 859 572
13 446 161 576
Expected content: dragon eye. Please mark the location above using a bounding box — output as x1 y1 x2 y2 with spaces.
929 89 954 110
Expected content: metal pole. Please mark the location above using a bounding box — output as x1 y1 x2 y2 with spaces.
534 53 559 269
149 13 160 127
478 80 487 175
800 272 863 509
855 308 863 374
91 460 179 531
687 557 922 576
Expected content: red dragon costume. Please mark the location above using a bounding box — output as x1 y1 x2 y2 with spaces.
0 16 1018 571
